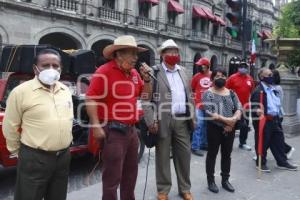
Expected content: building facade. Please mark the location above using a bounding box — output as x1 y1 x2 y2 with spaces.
0 0 280 77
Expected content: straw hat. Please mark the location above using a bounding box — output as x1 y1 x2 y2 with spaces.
157 39 179 54
103 35 147 59
196 57 210 66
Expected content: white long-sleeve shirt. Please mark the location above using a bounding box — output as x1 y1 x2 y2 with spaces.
162 63 186 115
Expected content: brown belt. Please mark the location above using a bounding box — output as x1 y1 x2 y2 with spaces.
265 115 279 121
107 120 135 127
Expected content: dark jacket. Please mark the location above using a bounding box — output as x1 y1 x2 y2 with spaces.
251 82 268 133
250 82 280 130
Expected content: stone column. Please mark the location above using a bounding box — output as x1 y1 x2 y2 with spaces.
279 68 300 136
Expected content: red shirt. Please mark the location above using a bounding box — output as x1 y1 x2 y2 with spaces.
191 72 212 109
86 60 144 125
226 72 254 108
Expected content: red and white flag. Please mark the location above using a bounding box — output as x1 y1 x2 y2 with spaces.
250 26 258 64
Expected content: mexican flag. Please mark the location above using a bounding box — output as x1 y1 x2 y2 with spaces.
250 25 258 64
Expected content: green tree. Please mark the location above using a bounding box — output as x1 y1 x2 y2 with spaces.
274 1 300 38
275 1 300 69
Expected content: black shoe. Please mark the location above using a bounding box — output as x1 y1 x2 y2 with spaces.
277 162 298 171
222 180 235 192
192 149 204 156
256 165 271 173
208 181 219 193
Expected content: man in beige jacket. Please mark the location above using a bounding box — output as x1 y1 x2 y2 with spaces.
143 39 194 200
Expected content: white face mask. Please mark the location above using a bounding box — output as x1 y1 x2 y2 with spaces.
36 67 61 86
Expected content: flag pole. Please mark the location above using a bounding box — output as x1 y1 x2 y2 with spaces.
257 91 265 179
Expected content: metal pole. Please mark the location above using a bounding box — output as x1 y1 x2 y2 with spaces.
242 0 247 60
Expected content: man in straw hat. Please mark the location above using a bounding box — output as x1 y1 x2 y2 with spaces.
142 39 194 200
85 35 153 200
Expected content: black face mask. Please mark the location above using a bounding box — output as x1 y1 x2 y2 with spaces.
262 76 274 85
214 78 226 88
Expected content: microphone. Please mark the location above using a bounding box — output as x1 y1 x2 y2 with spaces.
138 62 157 81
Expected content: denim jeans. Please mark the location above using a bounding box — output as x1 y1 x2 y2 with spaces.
191 109 207 150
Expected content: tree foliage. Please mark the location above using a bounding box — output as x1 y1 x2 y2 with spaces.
274 1 300 68
274 0 300 38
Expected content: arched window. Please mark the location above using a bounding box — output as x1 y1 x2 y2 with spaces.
91 40 113 67
193 53 202 75
39 32 81 49
210 55 218 72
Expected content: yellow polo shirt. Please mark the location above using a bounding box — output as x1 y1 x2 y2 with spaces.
3 77 73 154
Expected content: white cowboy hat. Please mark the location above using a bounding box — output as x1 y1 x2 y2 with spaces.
157 39 179 53
103 35 147 59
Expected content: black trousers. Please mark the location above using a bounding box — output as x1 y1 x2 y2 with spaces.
15 144 71 200
254 117 288 166
239 111 250 145
206 122 235 182
279 117 292 154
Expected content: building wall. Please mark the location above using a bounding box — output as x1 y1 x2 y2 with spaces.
0 0 278 78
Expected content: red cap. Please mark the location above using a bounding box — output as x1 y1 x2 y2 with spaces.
196 57 210 66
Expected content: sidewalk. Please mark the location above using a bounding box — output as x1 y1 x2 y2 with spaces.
67 132 300 200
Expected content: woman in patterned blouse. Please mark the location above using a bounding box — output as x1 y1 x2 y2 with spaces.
202 67 242 194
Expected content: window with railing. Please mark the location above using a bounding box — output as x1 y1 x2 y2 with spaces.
213 24 219 36
139 2 150 18
50 0 78 12
191 30 210 40
201 19 208 33
103 0 115 9
192 18 200 31
166 24 181 34
168 12 177 25
98 7 121 22
136 17 156 29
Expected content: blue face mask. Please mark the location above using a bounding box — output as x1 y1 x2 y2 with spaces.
238 68 248 75
262 76 274 85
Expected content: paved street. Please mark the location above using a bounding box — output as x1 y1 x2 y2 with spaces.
1 131 299 200
67 131 300 200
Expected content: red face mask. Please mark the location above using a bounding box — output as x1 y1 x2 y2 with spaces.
164 55 180 66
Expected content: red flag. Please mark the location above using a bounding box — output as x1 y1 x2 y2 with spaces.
258 91 266 156
88 129 101 156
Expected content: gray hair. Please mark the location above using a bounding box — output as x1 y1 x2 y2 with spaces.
257 67 270 80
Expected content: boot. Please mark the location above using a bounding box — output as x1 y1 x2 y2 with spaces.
221 179 235 192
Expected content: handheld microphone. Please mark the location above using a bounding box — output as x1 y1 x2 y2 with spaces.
138 62 157 81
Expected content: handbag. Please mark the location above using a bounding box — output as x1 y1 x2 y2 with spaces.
229 90 246 130
139 118 158 148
